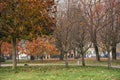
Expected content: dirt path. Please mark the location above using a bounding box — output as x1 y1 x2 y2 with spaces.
1 63 120 69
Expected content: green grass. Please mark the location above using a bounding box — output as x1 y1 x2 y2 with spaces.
0 66 120 80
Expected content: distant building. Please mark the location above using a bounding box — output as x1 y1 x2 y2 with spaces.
17 52 30 60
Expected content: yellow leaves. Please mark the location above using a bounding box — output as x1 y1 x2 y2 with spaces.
19 26 24 32
1 0 54 40
34 26 43 32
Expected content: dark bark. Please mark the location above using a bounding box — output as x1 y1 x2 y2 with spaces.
12 37 17 70
41 55 44 63
59 50 64 60
30 55 35 60
81 53 85 66
92 31 100 61
112 45 117 60
65 53 68 68
94 44 100 61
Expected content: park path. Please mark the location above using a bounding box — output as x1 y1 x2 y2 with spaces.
1 63 120 69
1 63 64 67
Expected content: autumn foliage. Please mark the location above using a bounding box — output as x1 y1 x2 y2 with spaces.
18 37 59 56
1 42 12 56
0 0 56 69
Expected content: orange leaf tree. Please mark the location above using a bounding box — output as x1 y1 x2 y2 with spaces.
19 36 59 60
0 0 55 69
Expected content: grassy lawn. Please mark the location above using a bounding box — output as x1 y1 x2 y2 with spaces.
0 66 120 80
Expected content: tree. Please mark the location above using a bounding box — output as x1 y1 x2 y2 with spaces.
0 0 54 69
74 23 91 66
54 0 85 67
67 0 92 66
54 0 66 60
54 6 75 66
105 0 120 60
0 30 9 66
0 41 13 66
55 0 89 67
98 0 120 68
99 26 113 69
73 14 91 67
44 38 59 55
19 36 59 61
80 0 107 61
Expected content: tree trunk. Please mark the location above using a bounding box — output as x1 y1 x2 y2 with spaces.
92 31 100 61
59 50 64 60
65 53 68 68
108 51 111 69
41 55 44 63
81 53 85 66
94 44 100 61
77 58 80 66
112 45 116 60
12 37 17 70
0 42 2 67
73 49 76 59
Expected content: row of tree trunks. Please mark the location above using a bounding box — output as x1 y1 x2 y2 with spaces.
60 50 86 67
60 47 117 61
60 48 117 61
94 43 117 61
